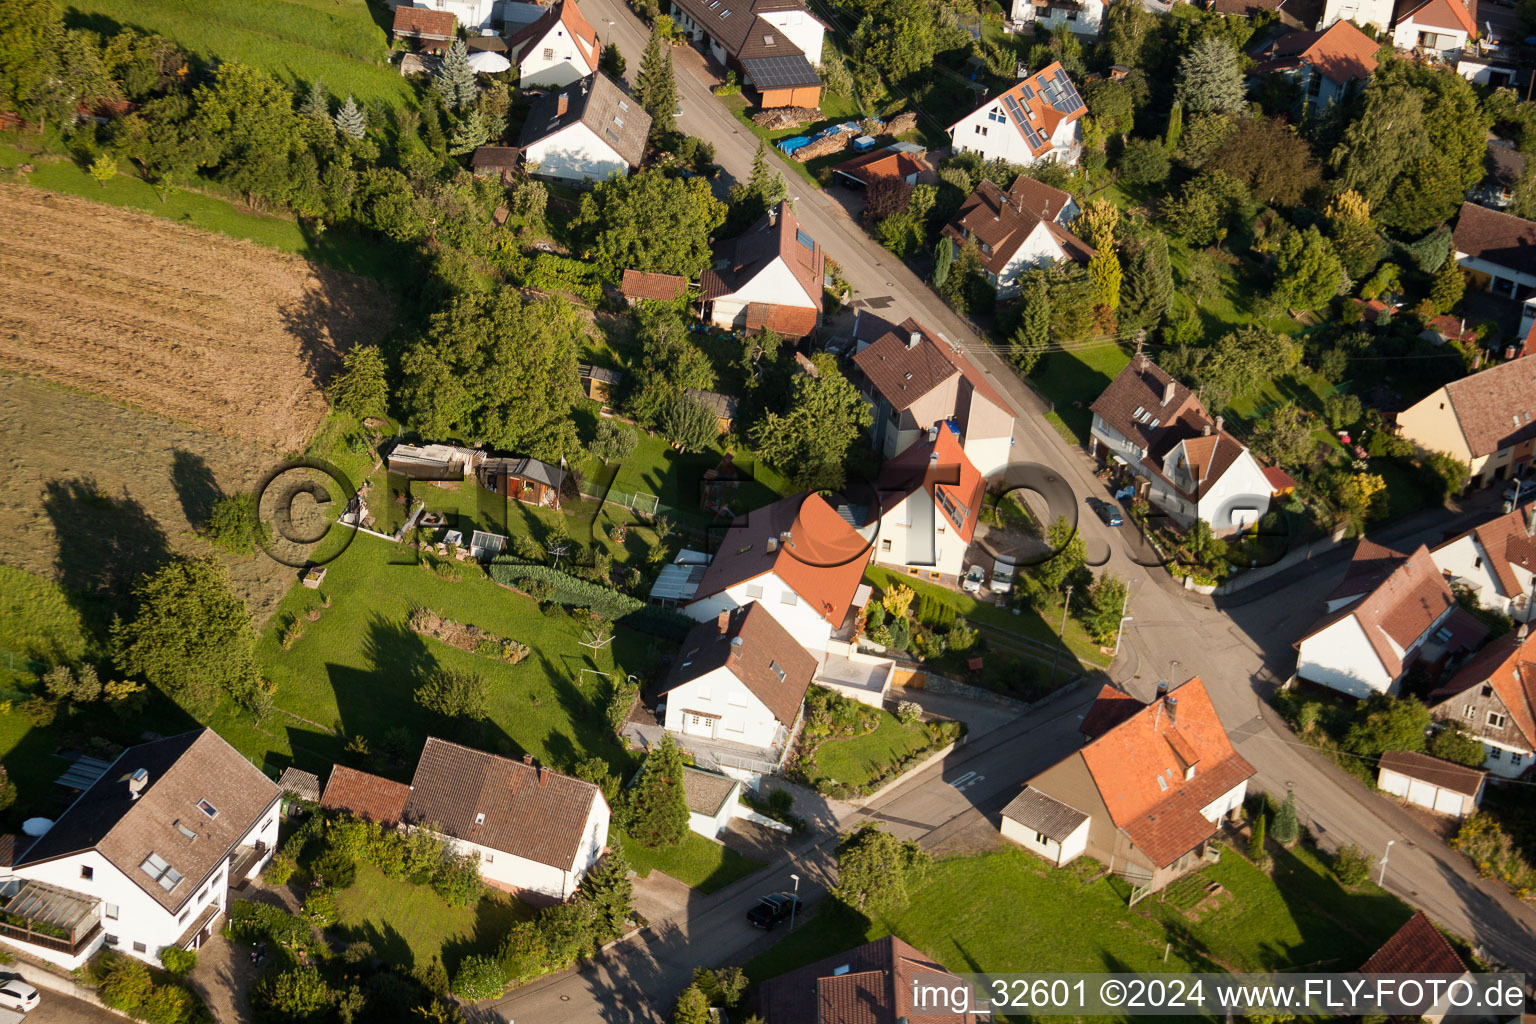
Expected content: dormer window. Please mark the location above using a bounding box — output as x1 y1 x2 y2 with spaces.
769 660 786 681
475 813 486 825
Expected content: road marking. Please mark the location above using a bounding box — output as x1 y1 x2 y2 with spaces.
949 771 985 792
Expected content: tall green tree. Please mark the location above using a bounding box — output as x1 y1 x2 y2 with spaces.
1343 694 1431 759
1175 37 1245 115
1429 254 1465 314
1208 116 1322 207
626 734 689 849
574 168 725 278
636 27 676 141
1272 226 1344 311
727 141 788 233
117 94 208 192
300 79 329 122
399 290 583 461
599 42 626 79
1088 245 1122 312
112 557 259 708
750 353 873 490
831 823 932 915
333 95 366 141
1270 792 1299 847
190 62 304 207
1324 190 1384 280
1009 271 1051 374
659 393 720 452
1080 573 1128 645
329 344 389 418
628 303 716 424
574 846 634 943
672 985 711 1024
1119 233 1172 332
1034 516 1087 593
0 0 62 119
433 38 477 111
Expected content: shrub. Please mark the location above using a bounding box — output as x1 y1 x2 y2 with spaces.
206 493 271 554
253 965 333 1021
1271 792 1300 847
311 849 357 889
1333 843 1372 887
303 887 339 926
606 679 640 733
99 954 155 1011
881 584 915 618
452 954 508 1000
139 984 197 1024
432 852 485 907
487 563 644 620
895 700 922 726
158 946 197 978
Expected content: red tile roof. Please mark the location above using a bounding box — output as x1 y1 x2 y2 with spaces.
701 201 824 313
404 737 605 870
743 300 819 337
1258 21 1379 85
1434 503 1536 600
759 935 986 1024
663 602 819 725
942 176 1092 278
831 147 931 185
1360 912 1467 974
1454 200 1536 280
1074 678 1256 868
321 765 411 826
1263 466 1298 494
689 491 871 627
392 5 457 40
877 424 986 544
1436 350 1536 458
1394 0 1477 37
620 269 688 301
1327 538 1409 604
952 62 1085 159
852 314 1010 414
1080 684 1145 739
1430 630 1536 752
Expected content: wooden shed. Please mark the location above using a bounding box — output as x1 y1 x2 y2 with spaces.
477 456 565 509
470 146 522 180
684 387 740 433
579 364 624 405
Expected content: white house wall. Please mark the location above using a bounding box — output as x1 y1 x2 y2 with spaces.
1010 0 1105 35
1192 451 1273 534
664 665 787 748
1000 814 1088 866
1296 615 1393 697
1431 534 1535 621
1320 0 1394 29
1197 779 1247 822
995 221 1070 298
685 573 839 652
434 0 498 31
1391 18 1468 59
708 256 816 330
963 435 1013 478
1457 253 1536 294
445 836 575 898
873 491 967 577
950 107 1038 166
525 123 630 185
1479 734 1534 778
758 8 825 66
517 26 594 89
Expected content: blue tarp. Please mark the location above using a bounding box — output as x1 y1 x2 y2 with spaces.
777 136 810 153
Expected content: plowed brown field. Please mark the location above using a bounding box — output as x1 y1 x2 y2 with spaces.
0 184 392 451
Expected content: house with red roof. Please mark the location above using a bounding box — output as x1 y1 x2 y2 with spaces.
1000 679 1255 895
1430 502 1536 622
851 311 1016 475
683 490 872 653
1427 628 1536 778
391 5 457 50
701 201 824 338
758 935 987 1024
1395 351 1536 489
1252 20 1379 110
830 142 931 188
871 423 986 579
507 0 599 89
941 174 1093 299
1295 541 1488 698
949 62 1087 168
1090 355 1277 534
1360 912 1471 1021
1391 0 1476 61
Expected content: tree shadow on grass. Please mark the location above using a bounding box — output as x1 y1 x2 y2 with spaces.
328 917 416 974
170 448 223 529
42 476 170 628
439 893 535 972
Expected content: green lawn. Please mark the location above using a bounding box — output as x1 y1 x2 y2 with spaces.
0 141 405 285
813 709 938 791
746 845 1413 995
719 91 868 188
331 863 535 972
572 431 788 527
67 0 415 108
1027 342 1131 445
206 531 661 780
618 830 765 894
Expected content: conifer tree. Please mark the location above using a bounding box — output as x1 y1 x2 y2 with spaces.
1248 809 1267 863
1272 792 1299 848
1088 245 1122 312
636 27 676 141
333 95 366 141
448 109 490 155
1119 233 1172 332
624 734 688 848
1429 254 1465 315
433 38 478 112
1010 272 1050 374
575 846 633 943
1164 99 1183 152
300 79 330 122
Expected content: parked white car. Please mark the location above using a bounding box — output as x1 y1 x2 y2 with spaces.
0 978 38 1013
961 565 986 593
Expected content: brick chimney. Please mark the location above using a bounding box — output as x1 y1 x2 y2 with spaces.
717 610 731 634
523 754 534 765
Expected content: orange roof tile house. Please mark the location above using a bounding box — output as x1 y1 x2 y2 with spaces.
870 422 986 580
1252 21 1378 111
1000 678 1255 896
948 62 1087 168
701 201 824 338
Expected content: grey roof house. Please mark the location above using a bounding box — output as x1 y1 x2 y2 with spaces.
519 73 651 185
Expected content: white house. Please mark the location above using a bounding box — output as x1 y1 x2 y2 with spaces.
1296 541 1487 698
940 174 1092 299
1010 0 1104 36
1252 21 1379 111
668 0 825 108
1431 503 1536 622
850 312 1016 475
507 0 598 89
1453 200 1536 299
2 730 280 970
683 491 872 654
1000 788 1090 866
1390 0 1476 60
1361 912 1472 1023
700 201 824 338
1428 628 1536 778
871 423 985 580
402 737 609 901
1376 750 1486 818
1318 0 1394 30
1089 355 1277 533
1001 680 1253 895
396 0 497 32
681 767 743 839
517 73 650 185
949 62 1086 167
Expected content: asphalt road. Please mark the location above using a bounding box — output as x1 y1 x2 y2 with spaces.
495 9 1536 1019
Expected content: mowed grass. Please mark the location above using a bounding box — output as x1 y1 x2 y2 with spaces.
0 142 402 284
813 709 936 791
0 564 99 668
207 531 659 779
331 863 536 972
746 846 1413 1004
67 0 415 108
618 831 765 894
1028 341 1130 445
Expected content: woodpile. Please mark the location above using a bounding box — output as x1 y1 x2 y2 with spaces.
884 112 918 137
752 106 820 129
794 132 851 161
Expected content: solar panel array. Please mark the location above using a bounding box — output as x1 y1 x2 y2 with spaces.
742 54 819 88
1004 92 1044 148
1039 68 1083 114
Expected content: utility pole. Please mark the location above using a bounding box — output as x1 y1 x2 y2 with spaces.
1050 585 1074 686
1111 577 1137 658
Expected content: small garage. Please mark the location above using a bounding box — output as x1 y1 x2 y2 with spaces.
682 765 741 839
1377 750 1487 819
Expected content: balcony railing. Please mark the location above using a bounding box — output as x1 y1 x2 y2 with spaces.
0 918 102 957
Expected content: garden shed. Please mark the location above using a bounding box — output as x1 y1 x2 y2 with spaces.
682 766 741 839
1376 750 1486 819
477 456 565 508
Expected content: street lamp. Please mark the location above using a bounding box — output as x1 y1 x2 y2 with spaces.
789 873 801 931
1378 840 1395 887
1111 578 1137 659
1050 584 1074 687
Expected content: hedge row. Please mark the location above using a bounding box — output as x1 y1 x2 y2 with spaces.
488 562 697 639
522 253 605 301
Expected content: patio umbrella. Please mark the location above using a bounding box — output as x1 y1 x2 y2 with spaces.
467 50 512 74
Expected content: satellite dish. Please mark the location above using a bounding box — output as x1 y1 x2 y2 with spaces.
21 818 53 837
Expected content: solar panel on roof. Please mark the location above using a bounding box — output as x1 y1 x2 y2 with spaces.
1019 83 1035 100
741 54 819 88
1003 94 1025 122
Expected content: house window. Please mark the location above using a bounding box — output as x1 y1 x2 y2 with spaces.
1488 711 1508 729
881 539 892 552
1462 704 1476 720
105 934 118 946
768 660 786 681
1035 831 1050 845
1482 685 1494 698
197 800 219 819
475 813 486 825
1156 775 1168 791
80 866 94 881
133 942 147 953
929 570 941 580
105 904 119 920
780 591 798 606
485 853 494 862
175 822 197 840
543 47 555 59
746 583 765 598
1474 556 1483 569
197 886 208 903
141 852 184 892
1489 747 1502 760
1513 752 1526 766
178 909 190 925
988 108 1006 123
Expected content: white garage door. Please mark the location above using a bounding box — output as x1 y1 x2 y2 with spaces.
1433 787 1465 816
1406 779 1438 809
